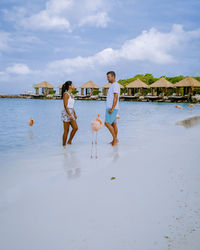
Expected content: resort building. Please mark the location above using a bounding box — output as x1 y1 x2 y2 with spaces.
79 80 100 96
34 81 55 95
126 79 149 96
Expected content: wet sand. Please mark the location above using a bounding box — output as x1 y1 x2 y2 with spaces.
0 138 200 250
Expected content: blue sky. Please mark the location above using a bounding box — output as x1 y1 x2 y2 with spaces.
0 0 200 94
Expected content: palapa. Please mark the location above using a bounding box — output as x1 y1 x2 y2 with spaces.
174 76 200 88
34 81 54 89
126 79 149 89
150 78 174 88
79 80 100 89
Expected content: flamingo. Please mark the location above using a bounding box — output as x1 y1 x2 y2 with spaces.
175 105 181 109
91 114 103 159
29 117 34 126
189 104 195 108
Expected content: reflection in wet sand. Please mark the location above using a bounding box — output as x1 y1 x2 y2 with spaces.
28 130 34 140
176 116 200 128
63 150 81 179
112 145 120 163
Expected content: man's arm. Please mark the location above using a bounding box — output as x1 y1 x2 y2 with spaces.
109 93 118 114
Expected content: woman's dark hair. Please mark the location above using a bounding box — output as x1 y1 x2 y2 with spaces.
61 81 72 98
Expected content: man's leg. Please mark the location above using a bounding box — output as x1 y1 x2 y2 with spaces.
105 122 118 146
105 122 116 140
111 122 118 146
112 122 118 140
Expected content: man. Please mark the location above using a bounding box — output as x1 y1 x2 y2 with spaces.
105 71 120 146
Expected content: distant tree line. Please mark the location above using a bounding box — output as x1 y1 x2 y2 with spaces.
118 74 200 95
118 73 200 86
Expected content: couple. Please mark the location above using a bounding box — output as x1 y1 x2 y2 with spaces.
61 71 120 147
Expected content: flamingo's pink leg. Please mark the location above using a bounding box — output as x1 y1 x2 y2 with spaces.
91 132 94 158
95 132 98 159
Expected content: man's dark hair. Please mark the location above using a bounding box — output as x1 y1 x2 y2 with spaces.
107 71 116 78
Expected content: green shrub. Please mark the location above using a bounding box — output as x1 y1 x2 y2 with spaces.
49 90 56 94
72 90 79 95
92 90 101 95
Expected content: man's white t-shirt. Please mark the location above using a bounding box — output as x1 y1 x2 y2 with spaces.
106 82 120 110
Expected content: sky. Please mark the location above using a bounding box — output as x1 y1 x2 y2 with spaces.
0 0 200 94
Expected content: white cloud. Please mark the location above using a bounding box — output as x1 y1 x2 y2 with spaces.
20 0 72 31
2 24 199 88
0 31 11 52
4 0 111 31
6 64 31 75
23 10 71 31
79 12 110 28
47 24 200 74
83 0 106 11
46 0 73 14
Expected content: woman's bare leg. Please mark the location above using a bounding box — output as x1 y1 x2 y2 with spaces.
67 120 78 144
63 122 70 146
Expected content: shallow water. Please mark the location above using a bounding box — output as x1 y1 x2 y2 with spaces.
0 99 200 250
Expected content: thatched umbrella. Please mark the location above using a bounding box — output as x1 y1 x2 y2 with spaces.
34 81 55 95
150 77 174 96
126 79 149 96
79 80 100 96
174 76 200 96
57 83 77 95
102 82 124 96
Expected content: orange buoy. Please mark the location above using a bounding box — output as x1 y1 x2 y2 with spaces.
189 104 195 108
29 117 34 126
175 105 181 109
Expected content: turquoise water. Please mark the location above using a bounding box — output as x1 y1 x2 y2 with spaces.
1 98 200 250
0 98 199 164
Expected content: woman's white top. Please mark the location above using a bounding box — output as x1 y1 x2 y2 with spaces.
65 92 75 109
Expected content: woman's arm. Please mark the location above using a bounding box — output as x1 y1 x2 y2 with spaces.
73 110 77 119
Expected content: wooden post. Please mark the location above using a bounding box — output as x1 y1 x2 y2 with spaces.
90 88 93 96
128 88 131 96
191 87 194 96
152 88 155 96
176 88 180 96
81 88 84 96
162 88 166 96
35 88 39 95
188 87 192 97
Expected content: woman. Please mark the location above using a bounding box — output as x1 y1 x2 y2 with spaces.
61 81 78 146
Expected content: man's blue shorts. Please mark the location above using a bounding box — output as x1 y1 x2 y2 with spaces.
105 108 118 124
